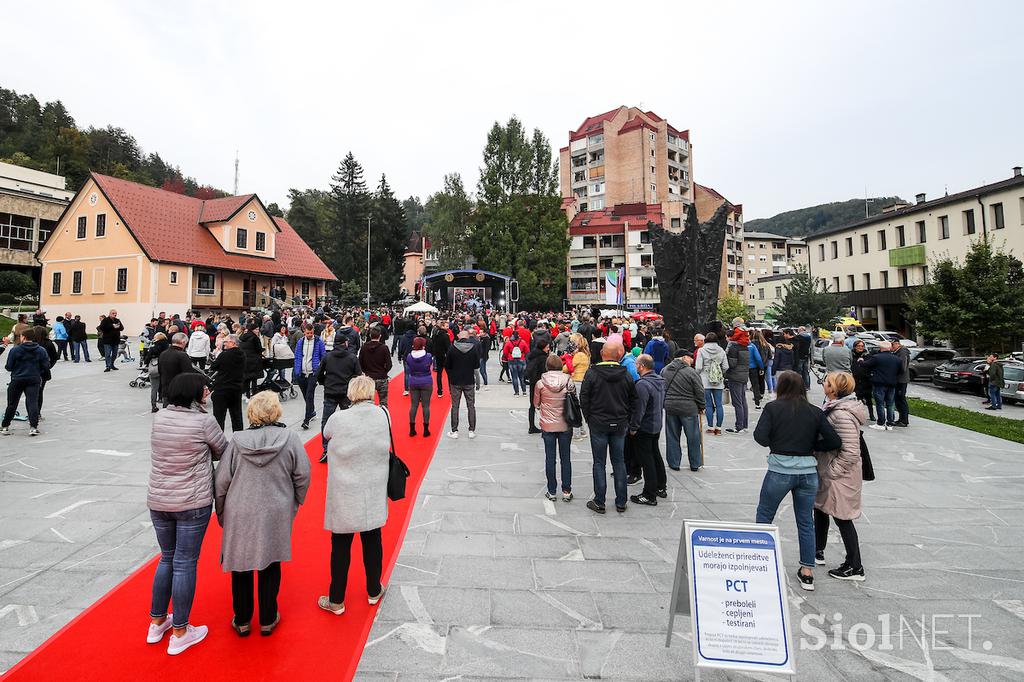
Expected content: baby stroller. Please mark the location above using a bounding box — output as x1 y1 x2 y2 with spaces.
256 357 297 401
129 367 151 389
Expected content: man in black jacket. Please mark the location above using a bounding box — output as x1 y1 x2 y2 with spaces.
391 315 407 356
431 320 451 397
524 341 550 434
158 333 196 407
580 341 637 514
315 337 362 462
98 309 124 371
358 326 393 407
862 342 902 430
208 334 245 432
444 331 480 439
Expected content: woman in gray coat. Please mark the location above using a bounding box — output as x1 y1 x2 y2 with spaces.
318 375 389 615
215 391 311 636
147 373 227 656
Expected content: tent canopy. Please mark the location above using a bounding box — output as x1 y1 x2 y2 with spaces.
404 301 439 314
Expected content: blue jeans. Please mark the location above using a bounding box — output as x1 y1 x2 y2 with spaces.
755 470 818 568
988 384 1003 409
703 388 724 428
872 385 896 425
479 358 489 386
589 428 627 508
150 505 212 628
765 359 775 392
798 359 810 388
665 413 702 470
509 360 526 395
72 340 91 362
104 343 116 369
295 373 317 423
541 430 572 495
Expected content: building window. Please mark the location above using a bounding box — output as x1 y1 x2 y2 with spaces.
255 232 266 251
301 281 311 296
51 271 61 295
671 217 681 228
639 230 651 244
963 209 975 235
939 215 950 239
92 267 105 294
72 270 82 294
861 234 869 254
896 225 905 247
197 272 216 295
169 270 178 285
992 202 1004 230
848 275 855 290
845 237 853 256
863 272 871 289
591 182 604 194
96 213 106 238
237 228 248 249
116 267 128 292
590 198 604 210
758 288 765 300
880 270 889 288
582 236 596 249
917 220 926 243
832 277 840 291
640 276 657 288
830 241 838 259
650 149 655 157
775 286 783 298
650 184 656 193
651 166 656 174
877 230 887 250
77 216 87 239
818 244 825 261
899 268 909 287
640 254 653 267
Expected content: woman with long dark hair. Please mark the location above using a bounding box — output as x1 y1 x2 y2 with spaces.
752 370 841 592
850 340 875 422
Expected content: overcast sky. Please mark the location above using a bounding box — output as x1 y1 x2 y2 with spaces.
6 0 1022 219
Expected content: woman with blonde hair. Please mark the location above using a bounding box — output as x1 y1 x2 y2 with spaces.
318 375 389 614
814 371 868 582
563 332 590 438
321 320 337 352
215 391 310 636
212 323 229 359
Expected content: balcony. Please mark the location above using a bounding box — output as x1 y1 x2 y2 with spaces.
889 245 927 267
571 155 587 168
568 268 598 278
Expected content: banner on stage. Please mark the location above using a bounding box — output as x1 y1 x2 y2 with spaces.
666 520 795 677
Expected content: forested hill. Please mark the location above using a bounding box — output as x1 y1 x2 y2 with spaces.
0 85 227 198
745 196 905 237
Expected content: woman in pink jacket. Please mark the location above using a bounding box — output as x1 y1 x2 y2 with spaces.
534 355 573 502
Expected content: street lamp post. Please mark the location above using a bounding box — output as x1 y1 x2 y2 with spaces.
366 216 371 310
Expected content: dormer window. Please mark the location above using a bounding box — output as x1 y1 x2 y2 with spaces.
236 228 248 249
255 232 266 252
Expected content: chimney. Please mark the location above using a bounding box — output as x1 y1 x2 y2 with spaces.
1014 166 1022 178
915 192 926 204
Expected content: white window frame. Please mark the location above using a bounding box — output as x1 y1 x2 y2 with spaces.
92 267 105 294
71 270 83 294
169 270 179 285
76 216 87 240
255 232 267 252
51 271 61 295
116 267 128 293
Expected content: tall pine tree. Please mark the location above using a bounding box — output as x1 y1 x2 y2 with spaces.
329 152 371 297
424 173 474 270
369 174 407 303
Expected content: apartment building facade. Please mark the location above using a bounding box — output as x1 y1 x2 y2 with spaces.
749 273 795 321
0 161 73 277
806 167 1024 334
741 231 806 314
695 183 744 299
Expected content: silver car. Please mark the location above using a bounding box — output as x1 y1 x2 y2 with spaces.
1000 363 1024 404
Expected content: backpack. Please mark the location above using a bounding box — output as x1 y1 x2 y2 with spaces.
511 343 523 359
706 356 724 385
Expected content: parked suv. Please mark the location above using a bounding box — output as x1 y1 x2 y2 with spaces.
907 348 957 381
999 363 1024 405
931 357 987 394
863 330 917 347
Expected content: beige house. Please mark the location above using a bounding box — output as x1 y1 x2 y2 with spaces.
37 173 335 332
749 273 795 321
806 167 1024 333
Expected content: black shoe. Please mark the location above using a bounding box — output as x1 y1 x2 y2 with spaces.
528 427 542 434
586 500 606 514
104 368 111 372
626 475 642 486
690 467 700 472
616 505 627 513
301 420 310 430
319 453 327 464
422 426 431 438
985 406 998 410
815 550 825 565
725 427 741 433
231 618 251 637
656 488 667 499
796 569 814 591
630 494 657 506
894 422 909 427
151 406 159 413
260 613 280 636
669 466 680 471
410 424 417 437
828 565 865 581
111 366 119 370
755 403 762 410
437 392 443 398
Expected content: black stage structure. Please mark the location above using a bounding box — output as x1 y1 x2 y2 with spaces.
421 269 517 312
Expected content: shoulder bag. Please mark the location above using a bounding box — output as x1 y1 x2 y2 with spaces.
859 430 875 482
563 380 584 429
380 406 410 500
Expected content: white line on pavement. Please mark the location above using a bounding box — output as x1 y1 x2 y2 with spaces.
45 500 95 519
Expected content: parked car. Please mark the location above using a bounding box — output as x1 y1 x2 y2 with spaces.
812 338 831 366
931 357 987 394
862 330 917 347
907 348 957 381
1001 363 1024 404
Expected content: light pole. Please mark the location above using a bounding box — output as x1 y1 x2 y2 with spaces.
366 216 371 310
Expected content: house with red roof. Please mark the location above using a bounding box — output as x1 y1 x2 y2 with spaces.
37 173 336 332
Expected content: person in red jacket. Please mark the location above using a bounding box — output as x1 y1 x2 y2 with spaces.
503 333 529 395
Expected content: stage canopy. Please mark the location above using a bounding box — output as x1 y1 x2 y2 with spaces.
421 269 513 310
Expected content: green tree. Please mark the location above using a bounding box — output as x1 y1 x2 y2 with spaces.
907 239 1024 354
329 152 372 288
265 202 285 218
286 188 333 268
769 266 841 327
369 174 407 303
423 173 473 270
402 196 427 238
717 291 749 323
335 280 365 306
0 270 37 296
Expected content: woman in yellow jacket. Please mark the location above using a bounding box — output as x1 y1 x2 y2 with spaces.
563 333 591 438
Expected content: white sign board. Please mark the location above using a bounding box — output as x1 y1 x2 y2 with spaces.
667 520 795 677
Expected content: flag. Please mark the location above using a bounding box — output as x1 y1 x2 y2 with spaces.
605 267 624 305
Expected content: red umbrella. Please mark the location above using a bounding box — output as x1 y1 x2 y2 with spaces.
631 311 662 321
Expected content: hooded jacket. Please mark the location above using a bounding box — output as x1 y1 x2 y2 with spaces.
4 340 50 381
695 343 727 389
398 329 416 359
148 405 228 512
631 371 665 434
208 346 245 393
644 336 671 373
358 339 393 380
404 350 434 389
774 342 796 372
815 394 868 520
336 325 361 352
524 347 550 387
187 329 211 359
620 352 640 381
661 359 706 417
316 346 362 400
580 362 638 432
431 327 451 359
726 339 751 384
214 424 311 572
534 370 571 432
862 351 902 387
445 339 480 386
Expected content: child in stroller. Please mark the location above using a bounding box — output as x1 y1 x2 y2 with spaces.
117 334 134 363
255 356 297 400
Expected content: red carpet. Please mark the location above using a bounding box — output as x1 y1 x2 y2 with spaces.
3 373 449 682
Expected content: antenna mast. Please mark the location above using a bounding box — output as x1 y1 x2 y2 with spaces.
233 150 239 195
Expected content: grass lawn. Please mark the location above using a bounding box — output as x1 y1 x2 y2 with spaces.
908 397 1024 445
0 315 14 338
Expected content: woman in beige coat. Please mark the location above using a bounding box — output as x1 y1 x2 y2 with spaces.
563 333 590 438
537 355 573 502
814 371 868 582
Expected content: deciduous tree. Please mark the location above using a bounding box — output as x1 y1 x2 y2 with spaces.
769 266 841 327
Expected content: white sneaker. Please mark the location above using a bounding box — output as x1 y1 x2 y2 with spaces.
0 427 9 435
403 390 409 396
448 431 459 439
885 425 894 431
147 614 173 643
468 431 476 439
166 623 208 655
29 428 39 437
868 424 887 431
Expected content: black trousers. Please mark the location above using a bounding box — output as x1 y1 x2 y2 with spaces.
749 367 765 404
814 509 862 570
434 360 446 395
635 431 666 498
212 390 244 433
55 340 69 360
231 562 281 626
330 528 383 604
624 432 641 478
3 378 40 428
894 382 909 425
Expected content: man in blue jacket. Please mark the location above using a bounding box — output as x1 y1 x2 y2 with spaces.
862 342 902 430
629 355 666 506
2 329 51 436
293 324 326 430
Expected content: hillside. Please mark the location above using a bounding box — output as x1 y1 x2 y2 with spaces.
0 85 226 197
746 196 905 237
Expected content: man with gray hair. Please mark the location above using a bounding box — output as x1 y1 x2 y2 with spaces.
158 332 197 408
822 332 852 374
208 334 245 432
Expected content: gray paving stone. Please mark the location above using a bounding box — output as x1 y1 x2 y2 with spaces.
490 589 601 629
494 535 580 559
374 585 490 626
440 625 580 678
436 556 535 590
533 559 653 593
422 531 496 557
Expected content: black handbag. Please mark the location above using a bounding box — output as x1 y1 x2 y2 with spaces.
860 430 875 482
564 381 583 429
381 407 410 501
